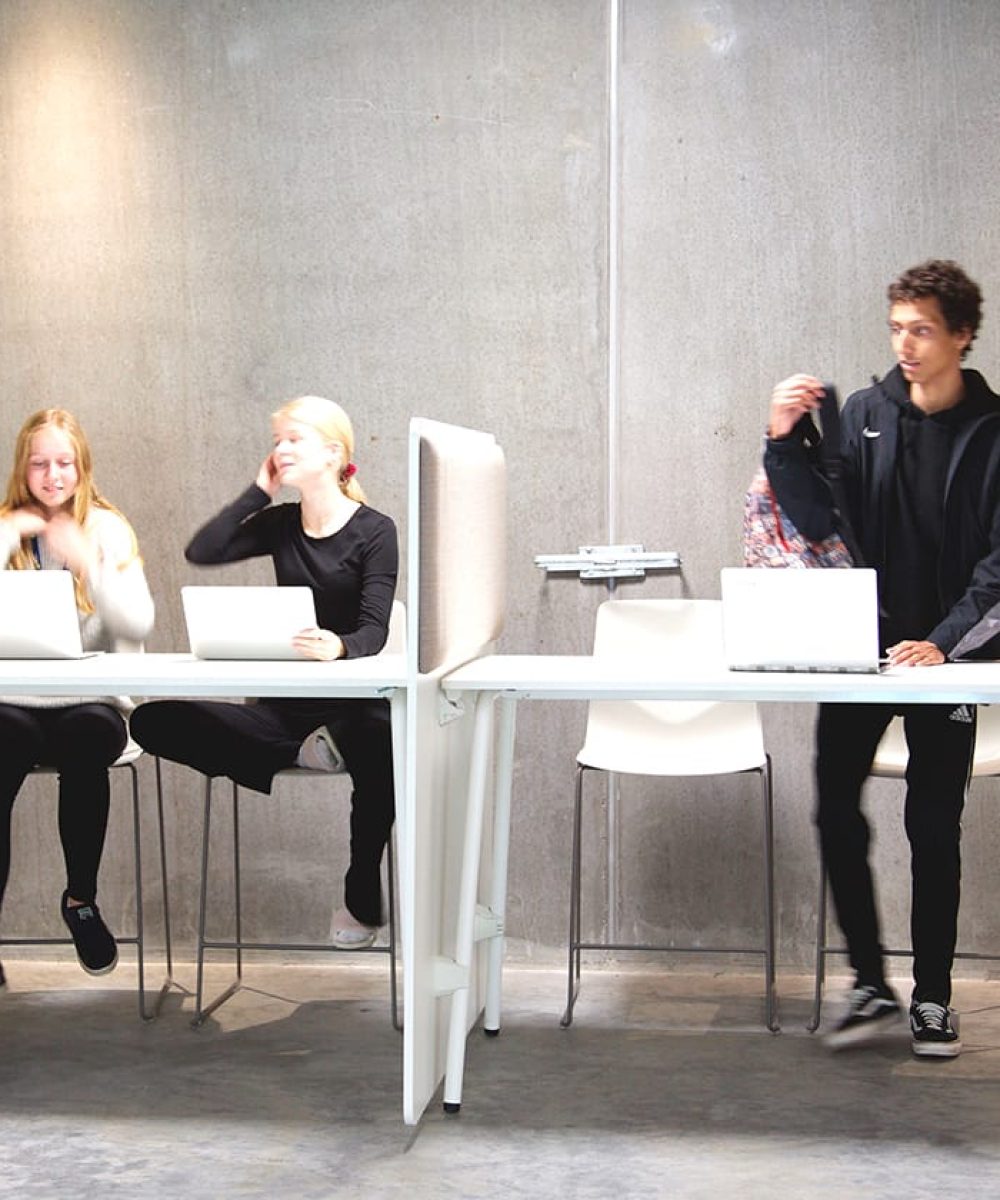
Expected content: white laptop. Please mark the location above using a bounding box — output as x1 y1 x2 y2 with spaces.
721 567 881 673
182 586 318 660
0 569 93 659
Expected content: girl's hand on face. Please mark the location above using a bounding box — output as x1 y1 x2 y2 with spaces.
40 513 97 577
292 627 345 662
256 452 281 498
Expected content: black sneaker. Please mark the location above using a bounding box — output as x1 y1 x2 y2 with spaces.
60 891 118 976
825 983 902 1049
910 1000 961 1059
0 961 5 991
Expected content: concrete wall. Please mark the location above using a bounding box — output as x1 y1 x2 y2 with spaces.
2 0 999 978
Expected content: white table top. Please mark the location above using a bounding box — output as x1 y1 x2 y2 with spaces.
442 655 1000 705
0 652 408 698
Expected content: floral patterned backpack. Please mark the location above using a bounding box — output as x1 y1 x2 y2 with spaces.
743 466 854 568
743 384 857 569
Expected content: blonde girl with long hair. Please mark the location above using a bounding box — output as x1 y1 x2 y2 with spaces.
0 409 154 987
131 396 397 947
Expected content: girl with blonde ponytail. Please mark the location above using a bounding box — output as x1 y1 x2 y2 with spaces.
131 395 398 948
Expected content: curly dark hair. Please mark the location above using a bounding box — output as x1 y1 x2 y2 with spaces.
887 259 983 359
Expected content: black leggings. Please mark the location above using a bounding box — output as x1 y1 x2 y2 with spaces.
815 701 976 1004
130 697 394 927
0 703 128 909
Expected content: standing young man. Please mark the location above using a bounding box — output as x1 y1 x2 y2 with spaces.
765 260 1000 1058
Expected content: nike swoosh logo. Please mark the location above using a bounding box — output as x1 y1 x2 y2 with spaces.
862 427 881 438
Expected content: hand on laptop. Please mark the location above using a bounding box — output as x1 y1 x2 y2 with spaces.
293 626 345 661
886 640 945 668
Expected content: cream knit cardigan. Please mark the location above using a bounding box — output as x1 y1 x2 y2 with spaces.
0 507 155 712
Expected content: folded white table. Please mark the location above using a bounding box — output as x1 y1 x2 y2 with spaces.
438 655 1000 1112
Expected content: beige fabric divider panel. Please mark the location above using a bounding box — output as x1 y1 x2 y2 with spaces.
416 420 506 674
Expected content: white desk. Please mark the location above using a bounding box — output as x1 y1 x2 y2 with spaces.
0 654 409 795
437 655 1000 1112
0 651 408 699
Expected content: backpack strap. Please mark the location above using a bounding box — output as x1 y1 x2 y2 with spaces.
816 384 863 565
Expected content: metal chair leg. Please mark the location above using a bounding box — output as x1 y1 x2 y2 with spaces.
193 778 242 1028
560 763 587 1028
561 761 778 1032
134 759 181 1021
760 755 778 1032
0 758 175 1021
126 763 148 1021
152 755 178 1008
808 860 828 1032
386 832 401 1032
231 781 243 979
193 777 214 1022
192 775 399 1030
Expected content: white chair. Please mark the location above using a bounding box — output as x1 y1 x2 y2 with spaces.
0 744 175 1021
810 704 1000 1030
192 602 405 1030
562 599 777 1031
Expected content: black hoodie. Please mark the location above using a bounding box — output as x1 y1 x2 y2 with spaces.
764 366 1000 659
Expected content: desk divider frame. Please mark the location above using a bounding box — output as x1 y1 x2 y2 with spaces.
402 418 507 1125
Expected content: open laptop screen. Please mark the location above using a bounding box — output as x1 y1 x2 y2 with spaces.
721 567 880 673
182 585 318 660
0 570 89 659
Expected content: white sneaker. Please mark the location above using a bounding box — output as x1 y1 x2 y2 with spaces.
296 727 345 773
331 907 378 950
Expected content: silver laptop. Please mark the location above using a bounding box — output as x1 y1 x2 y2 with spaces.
182 585 318 660
0 569 93 659
721 567 881 673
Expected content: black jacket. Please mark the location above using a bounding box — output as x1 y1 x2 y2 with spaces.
764 366 1000 659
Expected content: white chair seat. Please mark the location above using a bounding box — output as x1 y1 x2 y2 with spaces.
564 598 776 1031
871 706 1000 777
191 600 405 1030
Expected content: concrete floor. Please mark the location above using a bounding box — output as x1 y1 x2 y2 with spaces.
2 955 1000 1199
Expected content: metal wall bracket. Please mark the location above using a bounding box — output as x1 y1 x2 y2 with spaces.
438 690 466 725
474 904 504 943
534 544 681 580
431 956 468 997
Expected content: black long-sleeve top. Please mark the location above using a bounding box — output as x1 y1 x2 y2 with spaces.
186 485 398 659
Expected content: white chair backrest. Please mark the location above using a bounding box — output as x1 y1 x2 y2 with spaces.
579 599 766 777
872 704 1000 778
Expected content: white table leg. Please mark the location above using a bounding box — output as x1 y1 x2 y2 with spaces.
388 686 407 889
483 695 517 1034
442 689 496 1113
